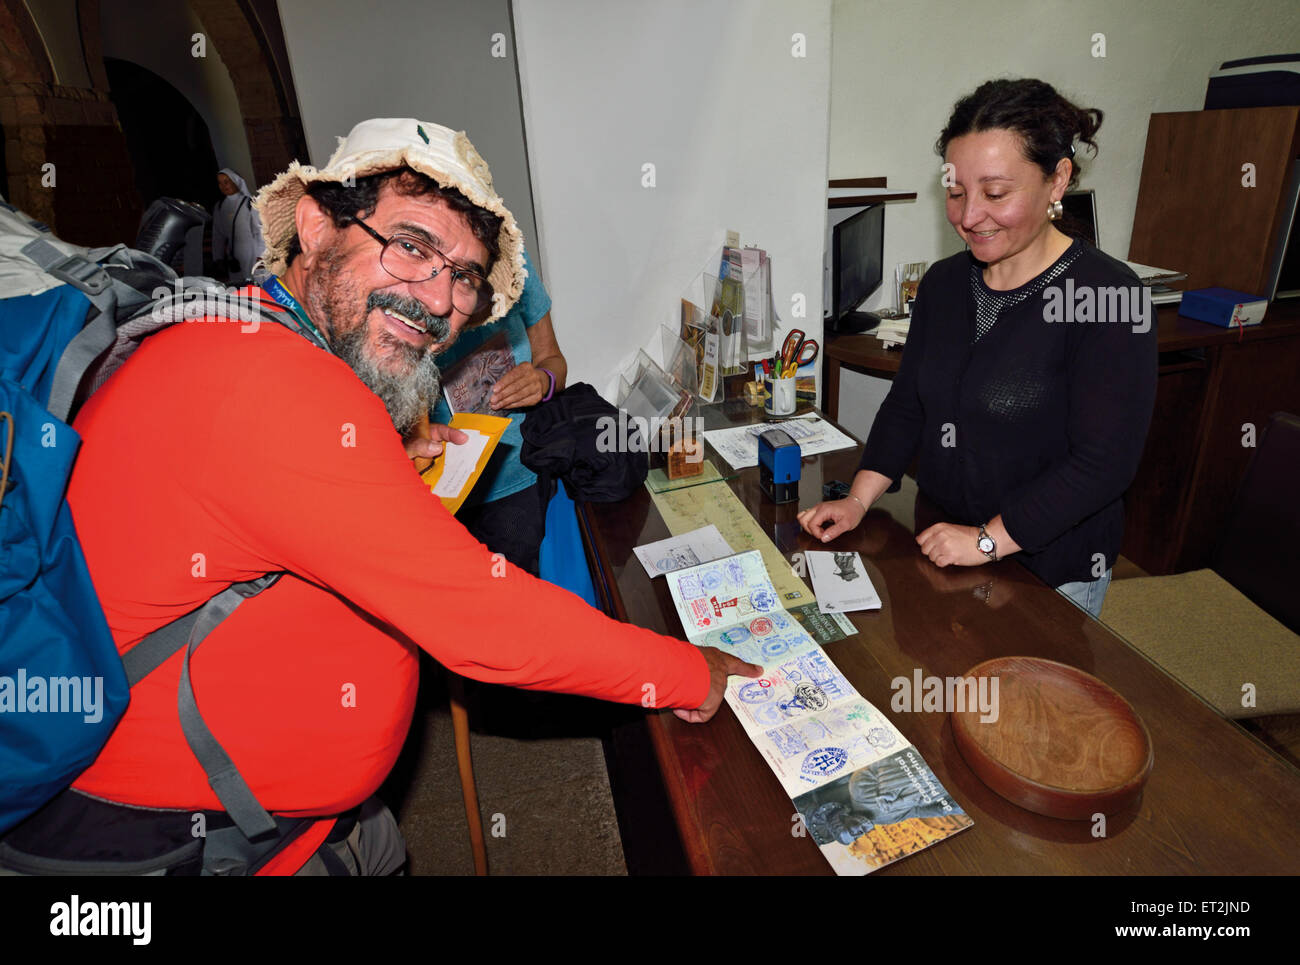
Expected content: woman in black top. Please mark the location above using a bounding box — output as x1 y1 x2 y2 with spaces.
798 79 1157 617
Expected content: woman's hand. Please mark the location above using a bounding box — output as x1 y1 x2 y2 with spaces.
916 523 988 567
489 361 550 410
797 497 867 543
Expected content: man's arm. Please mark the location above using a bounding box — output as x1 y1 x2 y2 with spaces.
211 342 754 715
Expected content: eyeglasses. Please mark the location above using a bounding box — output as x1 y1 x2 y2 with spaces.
350 216 493 317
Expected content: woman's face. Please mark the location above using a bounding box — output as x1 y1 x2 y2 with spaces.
943 128 1067 267
217 173 237 196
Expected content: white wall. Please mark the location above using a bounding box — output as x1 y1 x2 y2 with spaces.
829 0 1300 442
513 0 833 399
98 0 253 184
276 0 539 265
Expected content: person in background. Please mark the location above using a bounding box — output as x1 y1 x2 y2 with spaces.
797 78 1157 618
429 245 566 576
212 167 264 283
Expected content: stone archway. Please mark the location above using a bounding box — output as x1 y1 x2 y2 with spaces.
188 0 309 186
1 0 306 244
0 0 140 243
1 0 58 222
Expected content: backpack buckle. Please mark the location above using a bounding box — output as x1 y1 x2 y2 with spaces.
19 239 111 297
44 253 110 296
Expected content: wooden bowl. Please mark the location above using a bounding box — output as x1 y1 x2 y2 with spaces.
950 656 1153 820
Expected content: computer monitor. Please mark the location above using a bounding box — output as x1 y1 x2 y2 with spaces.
1060 189 1098 247
830 202 884 334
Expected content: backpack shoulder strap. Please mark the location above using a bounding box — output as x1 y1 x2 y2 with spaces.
122 574 282 841
19 240 166 422
121 574 279 684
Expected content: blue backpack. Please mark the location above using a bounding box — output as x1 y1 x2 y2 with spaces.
0 202 305 868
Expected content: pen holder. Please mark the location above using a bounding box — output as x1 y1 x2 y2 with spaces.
764 374 796 416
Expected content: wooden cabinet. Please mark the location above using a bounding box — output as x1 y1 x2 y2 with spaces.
1129 106 1300 296
1122 306 1300 573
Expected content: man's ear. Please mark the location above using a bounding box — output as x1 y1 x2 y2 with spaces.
293 194 336 268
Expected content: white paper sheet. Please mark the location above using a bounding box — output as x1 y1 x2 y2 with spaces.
806 550 882 613
432 430 490 498
633 525 734 579
705 415 857 470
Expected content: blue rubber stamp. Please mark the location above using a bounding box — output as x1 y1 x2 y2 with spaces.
758 428 800 504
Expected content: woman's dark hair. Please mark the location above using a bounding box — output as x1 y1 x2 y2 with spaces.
936 78 1102 189
285 166 502 268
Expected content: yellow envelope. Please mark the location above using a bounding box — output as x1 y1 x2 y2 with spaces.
420 413 512 515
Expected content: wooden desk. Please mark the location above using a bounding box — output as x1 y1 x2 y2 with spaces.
823 301 1300 573
578 403 1300 874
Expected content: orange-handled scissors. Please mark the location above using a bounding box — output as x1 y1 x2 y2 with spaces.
780 329 820 370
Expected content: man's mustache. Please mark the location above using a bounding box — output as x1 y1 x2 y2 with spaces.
367 291 451 343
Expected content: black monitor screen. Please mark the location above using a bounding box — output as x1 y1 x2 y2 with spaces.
833 203 884 320
1060 190 1098 247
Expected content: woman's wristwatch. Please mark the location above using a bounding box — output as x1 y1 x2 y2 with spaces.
977 524 998 562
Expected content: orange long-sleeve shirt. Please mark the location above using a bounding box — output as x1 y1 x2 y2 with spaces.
68 296 708 821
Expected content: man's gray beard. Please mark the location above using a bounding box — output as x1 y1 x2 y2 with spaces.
305 244 445 437
331 324 441 437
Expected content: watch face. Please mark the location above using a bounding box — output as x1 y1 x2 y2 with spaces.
978 536 995 554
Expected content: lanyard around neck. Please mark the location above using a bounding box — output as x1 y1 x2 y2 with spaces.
261 275 331 353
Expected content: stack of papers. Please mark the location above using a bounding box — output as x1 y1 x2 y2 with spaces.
874 318 910 348
1123 260 1187 285
704 415 857 470
744 419 823 443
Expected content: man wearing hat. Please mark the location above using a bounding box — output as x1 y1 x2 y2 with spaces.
6 120 759 875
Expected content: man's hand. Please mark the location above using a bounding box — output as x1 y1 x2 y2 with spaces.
674 647 763 723
916 522 988 567
797 497 867 543
489 361 550 410
405 421 469 473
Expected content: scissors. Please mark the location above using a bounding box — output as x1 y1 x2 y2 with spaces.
780 329 820 371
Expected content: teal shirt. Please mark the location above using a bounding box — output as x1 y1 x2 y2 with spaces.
432 248 552 504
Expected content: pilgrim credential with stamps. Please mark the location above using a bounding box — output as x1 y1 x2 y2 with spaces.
666 550 972 874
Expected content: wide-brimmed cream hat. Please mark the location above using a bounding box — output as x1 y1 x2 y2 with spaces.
255 118 525 324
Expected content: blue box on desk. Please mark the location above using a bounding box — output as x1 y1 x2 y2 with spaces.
1178 287 1267 328
758 428 800 503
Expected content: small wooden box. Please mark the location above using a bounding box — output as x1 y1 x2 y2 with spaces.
666 437 704 479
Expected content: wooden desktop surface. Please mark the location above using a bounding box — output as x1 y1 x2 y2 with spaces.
578 402 1300 874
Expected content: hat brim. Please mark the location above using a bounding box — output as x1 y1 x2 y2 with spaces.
254 149 525 325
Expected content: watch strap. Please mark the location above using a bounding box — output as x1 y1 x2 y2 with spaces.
978 524 998 562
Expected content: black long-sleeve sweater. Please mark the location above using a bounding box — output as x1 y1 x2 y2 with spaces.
858 240 1158 586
